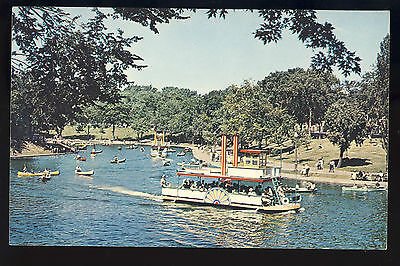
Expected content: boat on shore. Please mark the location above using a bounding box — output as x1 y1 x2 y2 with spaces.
18 170 60 177
161 135 302 213
342 184 386 192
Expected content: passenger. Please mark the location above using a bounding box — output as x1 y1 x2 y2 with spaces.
22 164 27 172
75 166 81 172
113 156 118 162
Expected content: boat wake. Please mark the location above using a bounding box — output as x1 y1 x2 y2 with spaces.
91 185 163 202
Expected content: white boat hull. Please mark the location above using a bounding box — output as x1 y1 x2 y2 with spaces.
161 187 301 213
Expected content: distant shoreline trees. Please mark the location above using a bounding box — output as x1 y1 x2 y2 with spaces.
10 8 388 169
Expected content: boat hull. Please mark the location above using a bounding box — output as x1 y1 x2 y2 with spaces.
342 186 386 192
18 170 60 177
161 187 301 213
75 170 94 176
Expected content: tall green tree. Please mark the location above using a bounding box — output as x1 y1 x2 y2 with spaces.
259 68 340 134
324 99 368 168
359 35 389 156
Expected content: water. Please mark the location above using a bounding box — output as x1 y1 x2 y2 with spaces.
9 145 387 248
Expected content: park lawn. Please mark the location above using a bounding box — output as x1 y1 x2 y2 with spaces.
60 125 138 140
269 137 386 173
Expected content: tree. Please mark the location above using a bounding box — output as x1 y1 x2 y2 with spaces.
221 80 295 148
324 99 368 168
11 7 146 145
359 35 389 161
259 68 340 134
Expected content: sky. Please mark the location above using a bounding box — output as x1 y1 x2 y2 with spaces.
53 9 391 94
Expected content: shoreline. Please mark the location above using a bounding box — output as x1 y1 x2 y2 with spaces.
10 139 387 187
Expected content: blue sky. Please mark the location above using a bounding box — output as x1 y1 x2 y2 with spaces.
56 9 391 93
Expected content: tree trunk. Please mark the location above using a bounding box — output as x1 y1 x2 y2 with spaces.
112 124 116 140
308 107 312 136
337 147 345 168
87 125 90 138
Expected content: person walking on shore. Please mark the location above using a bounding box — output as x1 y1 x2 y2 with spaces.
329 160 335 173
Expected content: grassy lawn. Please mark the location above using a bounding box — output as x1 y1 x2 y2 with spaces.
60 125 140 140
269 137 386 173
59 125 386 173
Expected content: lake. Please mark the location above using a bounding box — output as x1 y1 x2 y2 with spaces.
9 145 387 248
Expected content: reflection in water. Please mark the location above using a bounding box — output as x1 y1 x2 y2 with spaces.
159 203 296 248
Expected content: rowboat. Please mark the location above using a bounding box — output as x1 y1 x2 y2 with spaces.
40 172 52 181
284 182 317 193
110 158 126 164
76 155 87 161
75 170 94 176
76 144 87 150
342 185 386 192
90 149 102 154
18 170 60 177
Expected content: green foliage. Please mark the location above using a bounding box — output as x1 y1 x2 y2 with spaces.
259 68 340 130
324 99 368 167
221 80 296 148
358 35 389 153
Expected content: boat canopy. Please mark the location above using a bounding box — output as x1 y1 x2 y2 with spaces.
176 171 271 183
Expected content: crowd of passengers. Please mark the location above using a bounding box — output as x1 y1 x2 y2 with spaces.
178 178 284 198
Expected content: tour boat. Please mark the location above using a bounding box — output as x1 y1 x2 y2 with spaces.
342 184 386 192
75 169 94 176
18 170 60 177
160 135 302 213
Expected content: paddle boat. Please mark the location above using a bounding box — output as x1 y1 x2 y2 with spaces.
184 147 192 152
118 146 122 150
127 144 138 149
110 157 126 164
342 183 387 192
160 135 302 213
140 147 145 152
177 151 186 156
284 181 317 193
18 170 60 177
